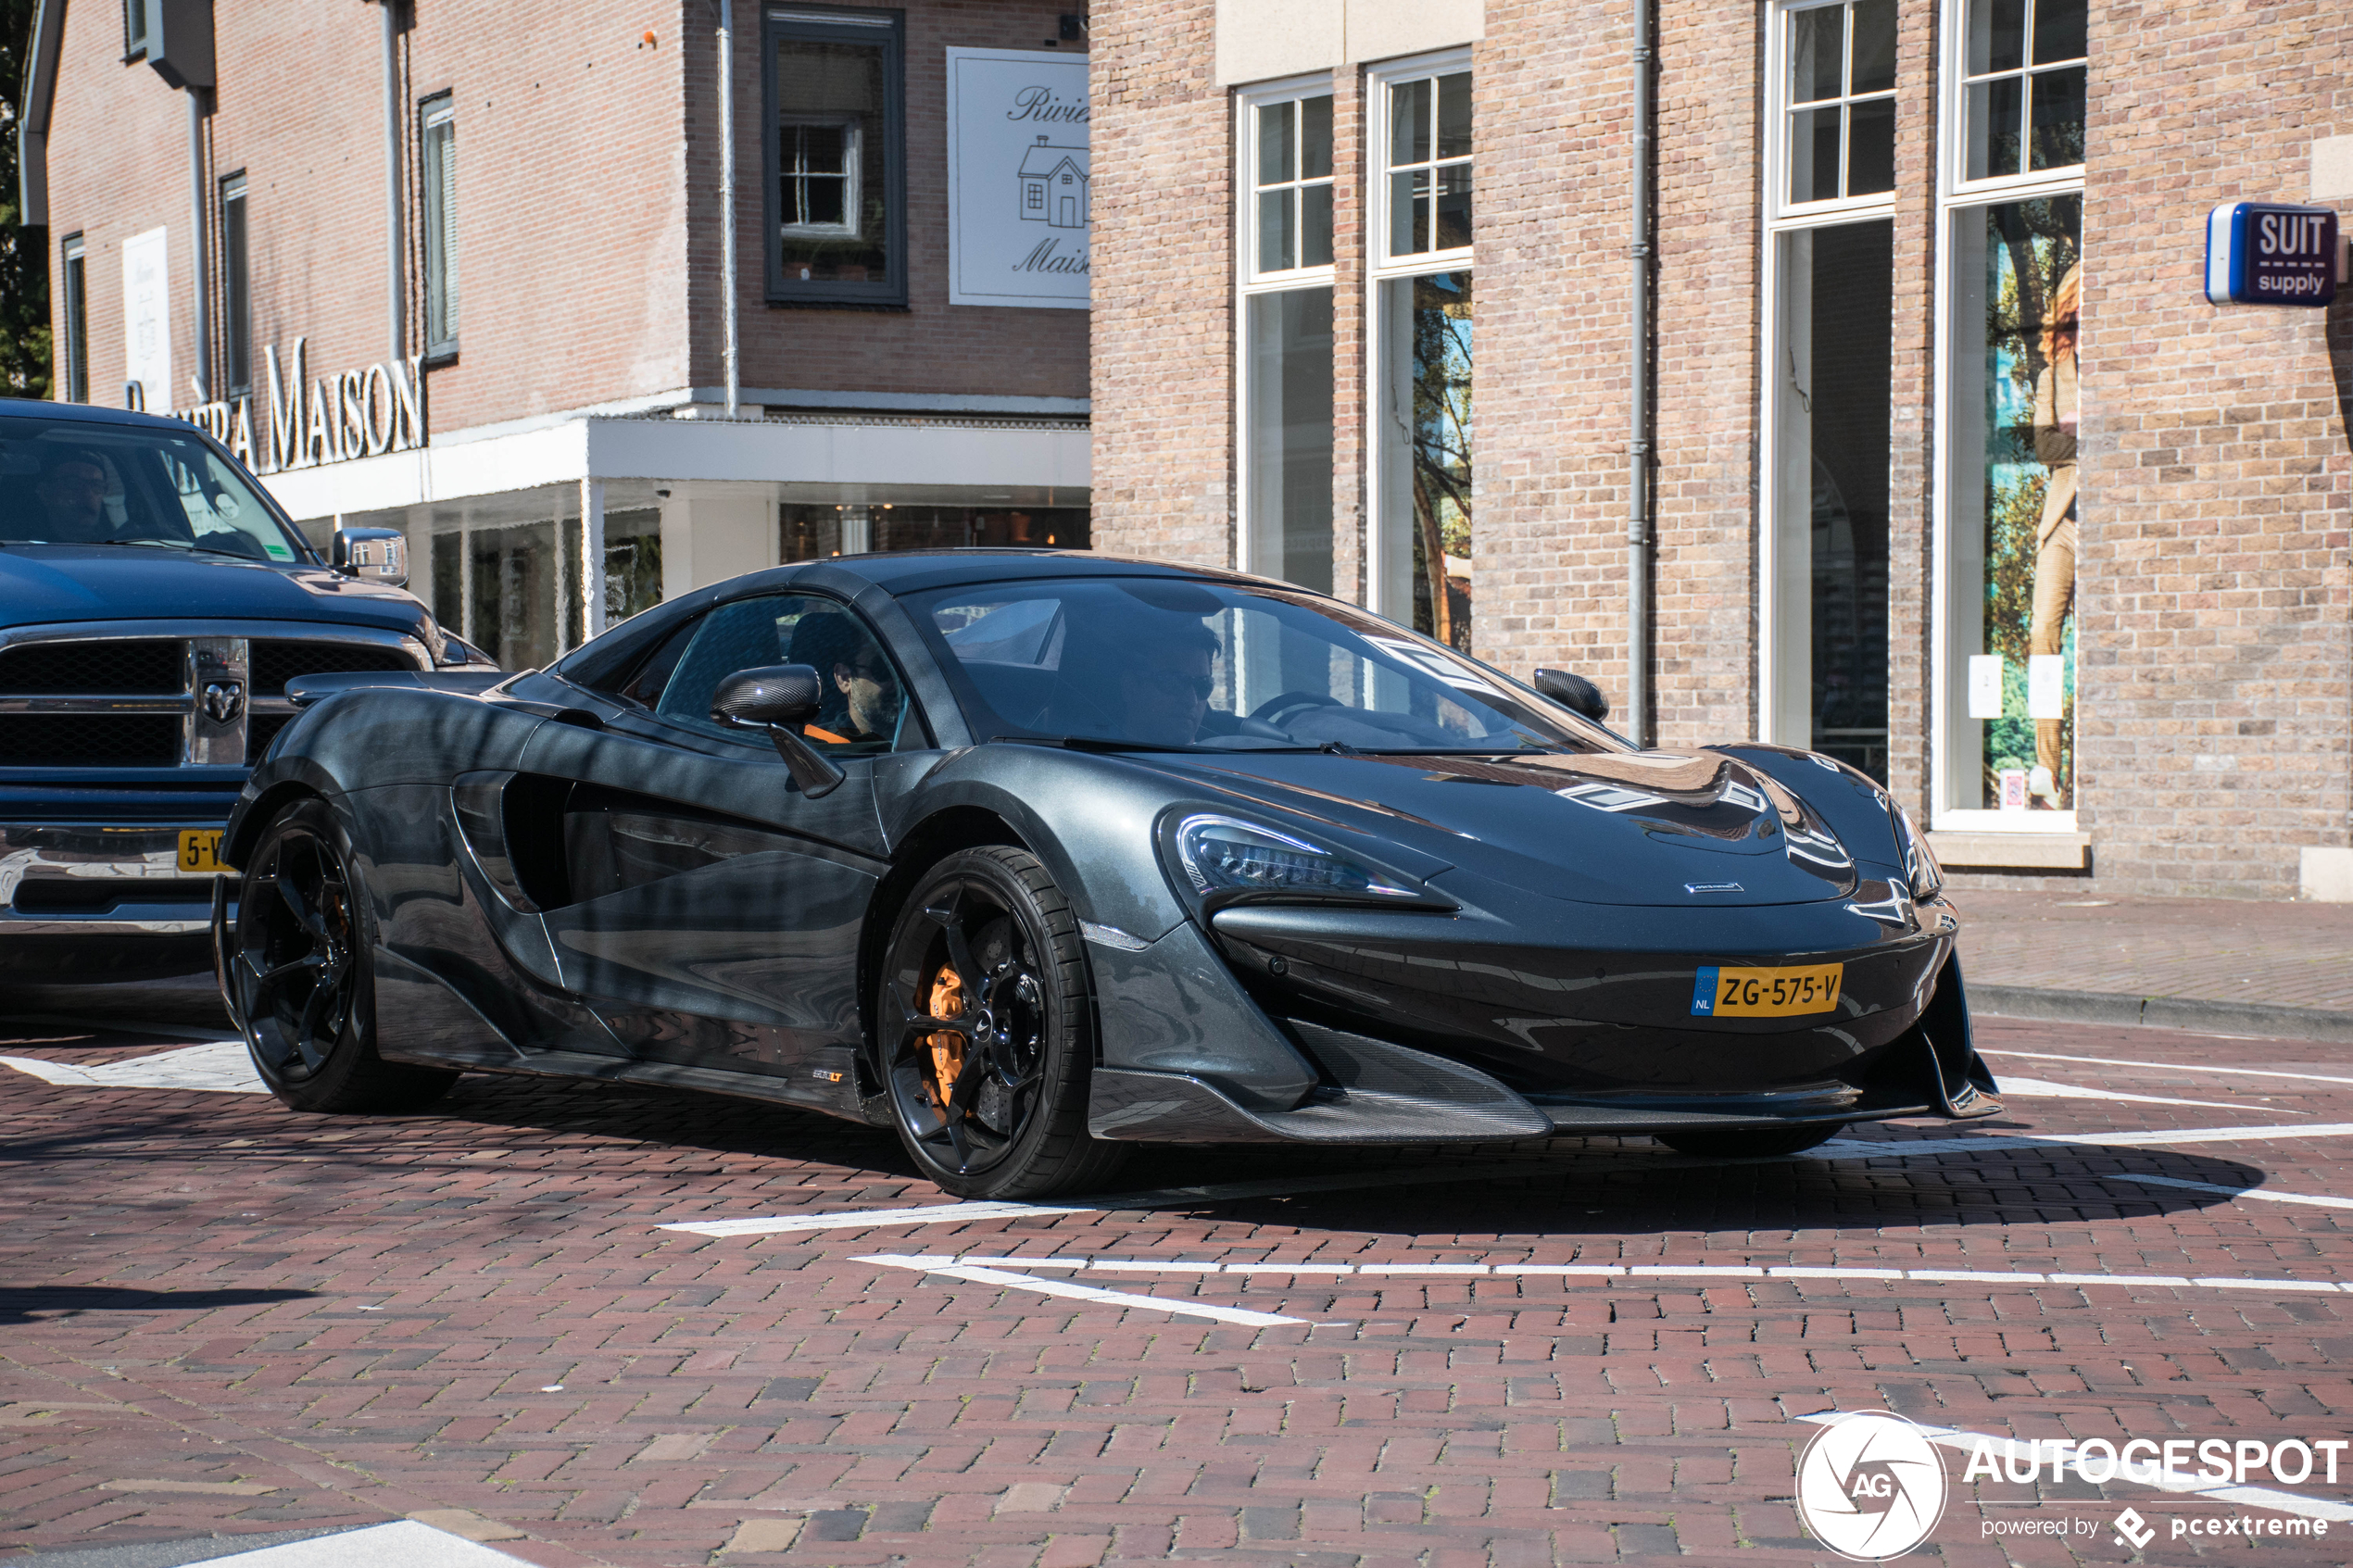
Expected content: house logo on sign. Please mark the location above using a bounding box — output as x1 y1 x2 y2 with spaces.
1017 134 1089 229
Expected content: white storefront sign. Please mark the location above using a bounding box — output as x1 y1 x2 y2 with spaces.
945 47 1089 309
120 227 171 410
176 336 425 474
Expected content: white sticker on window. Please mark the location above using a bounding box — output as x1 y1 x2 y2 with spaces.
2026 655 2066 720
1967 654 2005 720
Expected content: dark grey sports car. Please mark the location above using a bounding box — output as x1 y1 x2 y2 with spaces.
212 551 1997 1198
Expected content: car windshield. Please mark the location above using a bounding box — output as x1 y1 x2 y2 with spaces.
0 414 311 563
910 576 1627 754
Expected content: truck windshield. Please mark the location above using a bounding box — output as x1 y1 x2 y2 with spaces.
0 415 312 563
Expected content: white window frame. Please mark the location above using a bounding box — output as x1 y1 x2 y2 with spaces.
1769 0 1902 220
1928 0 2084 834
1756 0 1899 752
1365 48 1472 625
1234 73 1340 583
778 117 865 238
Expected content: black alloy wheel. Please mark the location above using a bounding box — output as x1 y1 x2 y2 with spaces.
231 797 455 1113
1656 1123 1846 1159
878 846 1124 1199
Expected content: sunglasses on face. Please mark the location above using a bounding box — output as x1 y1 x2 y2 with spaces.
1129 667 1214 701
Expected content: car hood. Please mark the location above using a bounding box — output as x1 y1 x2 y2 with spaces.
1142 747 1865 907
0 546 430 634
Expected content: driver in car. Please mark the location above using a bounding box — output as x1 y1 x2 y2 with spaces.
1114 621 1219 745
787 612 902 746
30 450 115 543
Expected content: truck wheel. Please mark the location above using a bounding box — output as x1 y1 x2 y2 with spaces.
229 797 455 1114
877 846 1126 1200
1656 1123 1845 1158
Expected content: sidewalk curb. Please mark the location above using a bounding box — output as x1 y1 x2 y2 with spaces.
1974 985 2353 1046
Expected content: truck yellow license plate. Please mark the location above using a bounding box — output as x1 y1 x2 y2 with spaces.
178 830 227 874
1691 963 1843 1018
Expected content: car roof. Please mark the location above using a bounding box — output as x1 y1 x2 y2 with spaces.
802 549 1281 598
0 397 195 433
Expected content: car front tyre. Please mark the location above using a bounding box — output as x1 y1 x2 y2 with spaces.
1655 1123 1845 1159
229 797 456 1114
877 846 1126 1200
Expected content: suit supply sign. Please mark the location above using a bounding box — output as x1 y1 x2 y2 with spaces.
2205 202 2342 306
946 48 1088 309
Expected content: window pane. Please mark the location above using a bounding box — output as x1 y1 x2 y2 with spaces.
1791 6 1844 102
1965 76 2023 180
1789 107 1839 203
1436 72 1472 159
1849 0 1897 93
774 38 888 284
1433 165 1473 251
1391 169 1428 255
471 522 560 674
1774 221 1894 781
1390 78 1431 167
1945 194 2081 812
1379 272 1474 652
1846 98 1894 194
1258 100 1293 186
1259 188 1296 272
2031 0 2086 63
1301 94 1334 180
63 251 88 404
1967 0 2025 74
2027 65 2085 169
1302 182 1333 268
221 190 250 393
1247 287 1336 594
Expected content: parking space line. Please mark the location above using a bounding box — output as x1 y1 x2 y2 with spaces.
1793 1411 2353 1524
1982 1048 2353 1090
1995 1074 2304 1112
2101 1173 2353 1210
1816 1121 2353 1160
856 1254 1309 1326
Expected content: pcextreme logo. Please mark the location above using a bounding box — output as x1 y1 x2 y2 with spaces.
1795 1411 1950 1561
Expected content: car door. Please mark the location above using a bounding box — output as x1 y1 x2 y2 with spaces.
517 592 916 1082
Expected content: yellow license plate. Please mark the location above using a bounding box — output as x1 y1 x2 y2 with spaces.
178 830 227 874
1691 962 1843 1018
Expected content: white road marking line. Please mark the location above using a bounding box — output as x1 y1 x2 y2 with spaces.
13 1014 245 1046
862 1254 2352 1295
1817 1121 2353 1160
1996 1074 2303 1113
1793 1411 2353 1524
0 1041 266 1095
665 1200 1095 1236
856 1254 1307 1326
199 1519 538 1565
2101 1173 2353 1210
1983 1048 2353 1090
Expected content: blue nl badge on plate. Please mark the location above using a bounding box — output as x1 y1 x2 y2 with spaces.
1690 966 1720 1016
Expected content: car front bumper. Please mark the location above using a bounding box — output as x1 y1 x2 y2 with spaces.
0 822 233 979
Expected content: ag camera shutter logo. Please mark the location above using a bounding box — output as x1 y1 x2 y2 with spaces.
1796 1411 1949 1561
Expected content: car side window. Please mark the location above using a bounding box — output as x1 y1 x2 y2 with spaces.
650 594 912 754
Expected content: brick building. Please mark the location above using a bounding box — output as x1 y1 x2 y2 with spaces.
19 0 1095 672
1089 0 2353 899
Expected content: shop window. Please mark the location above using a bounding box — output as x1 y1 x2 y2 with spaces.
779 504 1090 561
1960 0 2085 182
420 94 459 358
1239 82 1337 598
59 234 89 404
219 174 251 396
1784 0 1898 205
471 521 560 673
765 8 904 306
1371 56 1473 648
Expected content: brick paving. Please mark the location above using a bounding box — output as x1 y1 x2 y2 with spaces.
1957 892 2353 1015
2 1010 2352 1565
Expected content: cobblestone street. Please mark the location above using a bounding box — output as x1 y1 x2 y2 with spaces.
4 1005 2352 1566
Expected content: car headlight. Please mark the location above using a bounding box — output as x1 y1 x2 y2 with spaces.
1166 812 1443 909
1889 801 1943 900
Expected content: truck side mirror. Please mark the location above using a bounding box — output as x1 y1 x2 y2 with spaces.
332 527 409 588
1533 668 1610 722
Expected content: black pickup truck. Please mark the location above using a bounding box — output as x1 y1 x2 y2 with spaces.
0 397 497 982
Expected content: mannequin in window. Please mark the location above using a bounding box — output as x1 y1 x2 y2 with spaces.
2028 263 2079 809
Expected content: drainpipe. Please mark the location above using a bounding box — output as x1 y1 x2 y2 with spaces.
381 0 405 362
1627 0 1655 746
718 0 741 418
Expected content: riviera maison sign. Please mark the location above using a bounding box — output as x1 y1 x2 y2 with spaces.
944 47 1089 309
175 338 427 472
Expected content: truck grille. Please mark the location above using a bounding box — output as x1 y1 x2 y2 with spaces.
0 631 424 769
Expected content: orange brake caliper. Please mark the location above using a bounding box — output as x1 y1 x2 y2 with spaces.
925 965 966 1108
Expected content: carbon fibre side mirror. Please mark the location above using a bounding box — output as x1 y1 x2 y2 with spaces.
711 664 845 797
1533 668 1610 722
